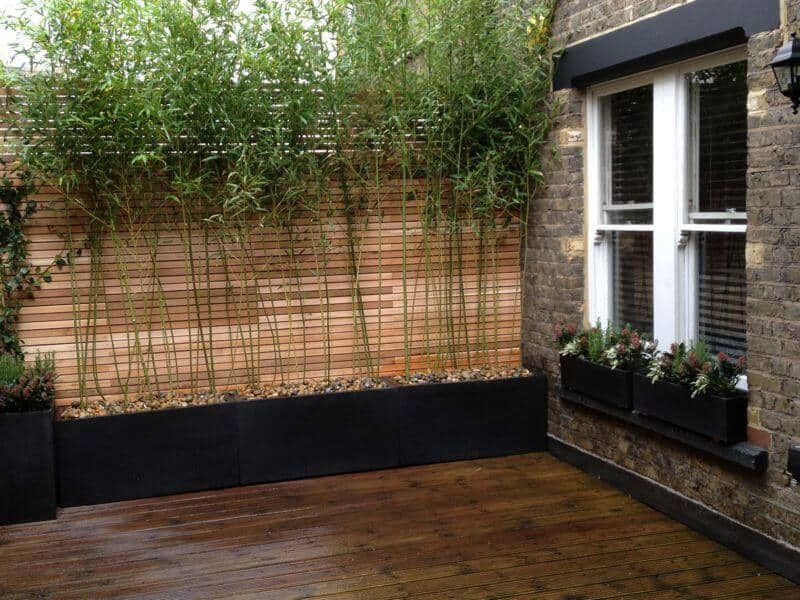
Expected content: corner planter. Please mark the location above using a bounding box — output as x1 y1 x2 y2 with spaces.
632 374 747 443
55 402 239 507
0 409 57 525
559 355 632 409
396 376 547 466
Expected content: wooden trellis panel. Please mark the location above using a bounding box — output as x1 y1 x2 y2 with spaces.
18 180 522 408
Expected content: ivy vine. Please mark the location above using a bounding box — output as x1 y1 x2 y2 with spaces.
0 177 61 357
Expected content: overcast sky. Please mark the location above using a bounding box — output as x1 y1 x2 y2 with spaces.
0 0 24 67
0 0 262 68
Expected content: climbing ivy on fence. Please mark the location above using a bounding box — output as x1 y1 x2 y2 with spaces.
0 177 58 357
1 0 557 405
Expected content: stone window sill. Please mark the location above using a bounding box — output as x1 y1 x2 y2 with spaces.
560 389 768 473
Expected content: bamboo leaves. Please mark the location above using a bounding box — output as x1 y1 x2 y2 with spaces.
5 0 555 402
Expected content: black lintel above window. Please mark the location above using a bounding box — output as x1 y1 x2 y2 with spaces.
553 0 780 90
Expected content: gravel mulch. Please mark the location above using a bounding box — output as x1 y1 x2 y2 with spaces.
59 366 532 420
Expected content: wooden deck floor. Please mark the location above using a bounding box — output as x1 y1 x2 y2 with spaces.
1 454 797 599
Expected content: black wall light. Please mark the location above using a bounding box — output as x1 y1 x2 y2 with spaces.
770 33 800 114
789 445 800 482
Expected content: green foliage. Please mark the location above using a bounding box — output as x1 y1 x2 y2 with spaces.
3 0 557 400
586 324 607 364
3 0 555 221
649 341 746 398
0 178 57 357
558 322 655 372
0 352 56 413
0 353 25 386
558 320 746 398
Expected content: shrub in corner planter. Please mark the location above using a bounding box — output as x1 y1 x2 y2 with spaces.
0 409 57 525
632 373 747 443
559 355 632 409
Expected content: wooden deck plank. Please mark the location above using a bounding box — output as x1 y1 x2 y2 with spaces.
0 454 795 599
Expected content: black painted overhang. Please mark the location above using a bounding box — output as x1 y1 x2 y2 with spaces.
553 0 781 90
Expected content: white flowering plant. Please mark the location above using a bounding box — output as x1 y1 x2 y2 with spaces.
556 322 655 371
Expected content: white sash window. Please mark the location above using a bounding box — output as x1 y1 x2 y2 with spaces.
587 47 748 357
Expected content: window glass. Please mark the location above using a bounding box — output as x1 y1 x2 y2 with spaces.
603 85 653 223
611 232 653 333
602 85 654 329
697 233 746 357
590 55 747 361
690 61 748 214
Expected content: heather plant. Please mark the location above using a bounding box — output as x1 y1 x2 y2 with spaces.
0 352 56 413
554 323 578 349
558 322 654 371
603 326 655 372
649 341 745 398
648 341 707 387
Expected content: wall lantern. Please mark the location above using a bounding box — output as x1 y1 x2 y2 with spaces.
770 33 800 114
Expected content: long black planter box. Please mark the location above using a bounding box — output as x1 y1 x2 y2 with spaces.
235 375 547 485
56 402 240 507
56 376 547 507
559 355 632 409
238 388 401 484
0 409 57 525
632 374 747 443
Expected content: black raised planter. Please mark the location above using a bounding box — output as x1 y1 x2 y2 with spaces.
238 389 401 485
0 409 57 525
239 375 547 485
632 373 747 443
396 377 547 465
57 375 547 506
56 402 239 507
559 355 632 409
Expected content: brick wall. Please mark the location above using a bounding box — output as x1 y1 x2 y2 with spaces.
523 0 800 549
551 0 692 47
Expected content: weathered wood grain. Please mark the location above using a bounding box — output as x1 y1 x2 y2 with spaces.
0 454 793 599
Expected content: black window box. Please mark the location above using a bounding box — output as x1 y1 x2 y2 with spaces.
632 373 747 444
560 355 632 409
0 409 57 525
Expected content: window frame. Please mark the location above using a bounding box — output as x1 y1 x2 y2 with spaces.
586 46 748 350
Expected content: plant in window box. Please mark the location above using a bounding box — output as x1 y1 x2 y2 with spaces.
632 342 747 443
0 353 57 525
558 323 654 409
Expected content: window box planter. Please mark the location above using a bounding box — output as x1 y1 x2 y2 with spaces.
0 409 57 525
559 355 633 409
632 373 747 443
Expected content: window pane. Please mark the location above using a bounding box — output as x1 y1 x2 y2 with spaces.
698 233 746 357
690 61 747 214
603 85 653 221
605 209 652 225
611 232 653 333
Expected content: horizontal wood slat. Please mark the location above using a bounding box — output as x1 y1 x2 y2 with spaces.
16 181 522 408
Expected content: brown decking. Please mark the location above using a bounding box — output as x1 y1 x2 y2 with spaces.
0 454 797 599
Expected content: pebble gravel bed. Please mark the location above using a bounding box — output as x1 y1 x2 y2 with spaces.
60 366 532 419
